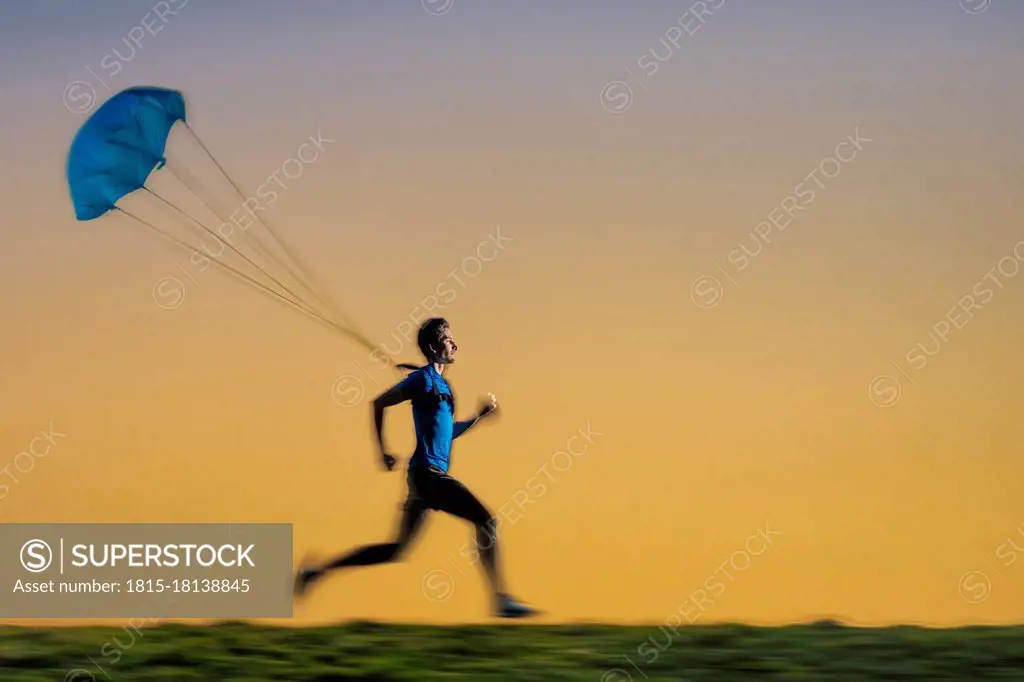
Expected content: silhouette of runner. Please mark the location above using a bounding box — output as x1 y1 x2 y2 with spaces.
294 317 537 618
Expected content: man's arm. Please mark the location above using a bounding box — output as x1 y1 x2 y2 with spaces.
370 379 414 469
452 393 498 440
452 416 480 440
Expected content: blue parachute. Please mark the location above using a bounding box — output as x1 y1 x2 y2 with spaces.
66 86 187 221
63 85 401 368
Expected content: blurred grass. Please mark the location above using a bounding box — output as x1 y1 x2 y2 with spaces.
1 621 1023 681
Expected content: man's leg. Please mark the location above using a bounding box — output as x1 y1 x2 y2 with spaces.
427 471 536 617
294 496 428 597
323 499 428 570
427 472 508 597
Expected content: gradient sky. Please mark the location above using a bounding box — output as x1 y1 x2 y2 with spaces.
2 0 1023 627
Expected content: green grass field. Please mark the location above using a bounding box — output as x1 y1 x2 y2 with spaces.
1 621 1022 681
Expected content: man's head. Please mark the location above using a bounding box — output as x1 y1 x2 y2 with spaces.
417 317 457 365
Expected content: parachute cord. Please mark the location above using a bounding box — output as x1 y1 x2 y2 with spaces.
107 121 410 373
160 158 344 332
179 122 375 350
157 157 409 374
103 125 349 340
181 125 367 339
114 207 376 349
141 187 331 325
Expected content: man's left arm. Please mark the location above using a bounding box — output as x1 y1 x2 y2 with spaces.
453 393 498 439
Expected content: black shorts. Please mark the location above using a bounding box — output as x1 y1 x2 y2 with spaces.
404 465 492 527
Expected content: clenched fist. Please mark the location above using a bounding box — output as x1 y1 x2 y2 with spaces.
479 393 499 419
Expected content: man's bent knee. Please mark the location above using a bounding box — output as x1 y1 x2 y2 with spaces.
384 542 405 562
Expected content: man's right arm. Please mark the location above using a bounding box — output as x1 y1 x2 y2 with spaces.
370 373 420 469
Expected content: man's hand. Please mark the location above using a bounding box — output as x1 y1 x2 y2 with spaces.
380 452 398 471
478 393 500 420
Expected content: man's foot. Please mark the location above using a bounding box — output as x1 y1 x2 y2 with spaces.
495 593 539 618
293 565 322 600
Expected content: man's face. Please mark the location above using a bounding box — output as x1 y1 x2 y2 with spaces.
434 327 457 364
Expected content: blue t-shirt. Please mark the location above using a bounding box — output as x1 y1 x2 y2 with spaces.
398 366 456 473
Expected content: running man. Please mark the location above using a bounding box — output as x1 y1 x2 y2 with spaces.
293 317 537 618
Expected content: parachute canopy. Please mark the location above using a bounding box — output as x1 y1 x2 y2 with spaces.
64 85 410 372
67 86 186 221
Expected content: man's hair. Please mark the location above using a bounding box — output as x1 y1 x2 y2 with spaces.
417 317 449 360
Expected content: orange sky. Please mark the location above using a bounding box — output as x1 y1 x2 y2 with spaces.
1 0 1023 626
